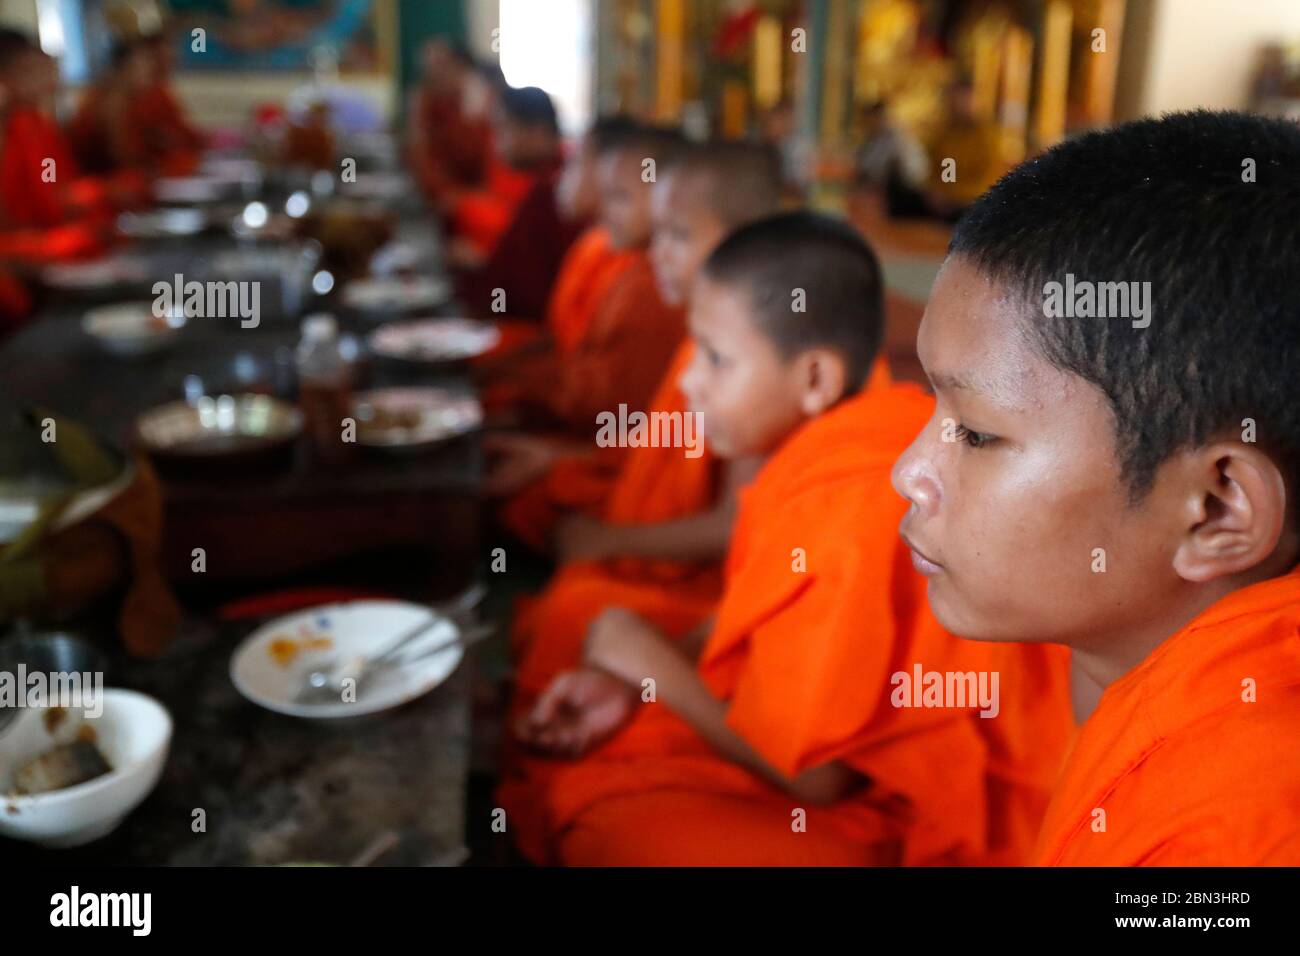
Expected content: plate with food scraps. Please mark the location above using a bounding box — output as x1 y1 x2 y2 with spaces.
82 301 188 357
116 207 207 239
341 275 450 313
229 600 464 719
42 255 151 291
352 388 482 452
367 318 501 365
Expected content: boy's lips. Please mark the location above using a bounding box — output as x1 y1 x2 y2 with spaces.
899 529 944 576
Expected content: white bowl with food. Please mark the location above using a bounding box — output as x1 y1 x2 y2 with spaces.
82 302 187 357
0 689 172 847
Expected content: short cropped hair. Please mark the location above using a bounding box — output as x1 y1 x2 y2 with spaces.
499 85 558 134
665 140 783 228
950 110 1300 500
703 211 885 387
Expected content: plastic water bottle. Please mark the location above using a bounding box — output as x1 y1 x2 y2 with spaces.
296 314 353 463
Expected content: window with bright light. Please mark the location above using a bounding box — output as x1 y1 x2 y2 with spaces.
498 0 592 136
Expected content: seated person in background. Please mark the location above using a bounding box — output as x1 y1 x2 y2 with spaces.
443 84 562 266
407 39 493 208
0 30 141 263
452 86 587 322
893 110 1300 865
499 142 786 722
471 115 645 386
482 124 686 510
68 40 157 176
132 31 206 175
922 79 1010 221
500 212 1074 865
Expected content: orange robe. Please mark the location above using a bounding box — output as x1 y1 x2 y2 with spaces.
506 342 724 702
547 226 639 354
497 253 687 549
477 225 636 402
452 157 545 256
1036 569 1300 865
500 382 1074 865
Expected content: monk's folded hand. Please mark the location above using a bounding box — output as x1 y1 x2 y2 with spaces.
583 607 679 688
482 432 562 497
517 667 639 757
554 514 616 563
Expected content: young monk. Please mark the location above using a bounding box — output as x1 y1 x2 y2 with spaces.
67 40 158 175
501 212 1075 865
131 32 206 175
470 116 644 388
483 126 686 502
407 39 492 208
500 142 785 712
0 30 113 262
453 108 630 327
891 110 1300 866
444 84 565 271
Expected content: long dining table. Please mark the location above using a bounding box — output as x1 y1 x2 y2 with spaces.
0 152 482 865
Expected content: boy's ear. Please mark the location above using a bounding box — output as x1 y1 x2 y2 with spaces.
1171 442 1290 583
794 348 849 417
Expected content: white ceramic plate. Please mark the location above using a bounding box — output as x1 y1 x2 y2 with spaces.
367 318 500 364
229 601 464 720
154 176 230 204
117 207 206 238
43 255 150 290
82 302 186 356
341 276 450 312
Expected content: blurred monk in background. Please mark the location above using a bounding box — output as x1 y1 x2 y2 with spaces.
407 39 493 207
453 86 584 323
482 124 686 516
0 29 128 264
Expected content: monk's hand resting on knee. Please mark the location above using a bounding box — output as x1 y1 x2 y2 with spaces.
554 514 617 563
583 607 680 688
517 668 640 757
482 432 563 497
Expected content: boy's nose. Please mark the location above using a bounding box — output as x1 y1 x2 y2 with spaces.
891 441 942 517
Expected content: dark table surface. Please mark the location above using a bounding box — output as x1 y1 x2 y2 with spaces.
1 176 482 863
2 614 474 866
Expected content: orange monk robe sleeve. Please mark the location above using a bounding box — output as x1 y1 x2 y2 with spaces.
450 159 540 256
547 256 686 435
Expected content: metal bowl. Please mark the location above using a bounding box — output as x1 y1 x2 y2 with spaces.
134 394 303 461
0 631 109 737
0 630 108 679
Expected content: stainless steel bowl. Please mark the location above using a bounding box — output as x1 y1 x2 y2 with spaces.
0 630 109 736
134 394 303 460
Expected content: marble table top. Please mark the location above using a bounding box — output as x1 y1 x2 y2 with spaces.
3 617 473 866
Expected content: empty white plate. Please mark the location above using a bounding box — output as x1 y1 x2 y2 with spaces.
229 600 464 720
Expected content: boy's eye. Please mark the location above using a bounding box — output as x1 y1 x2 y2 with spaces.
955 424 995 449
